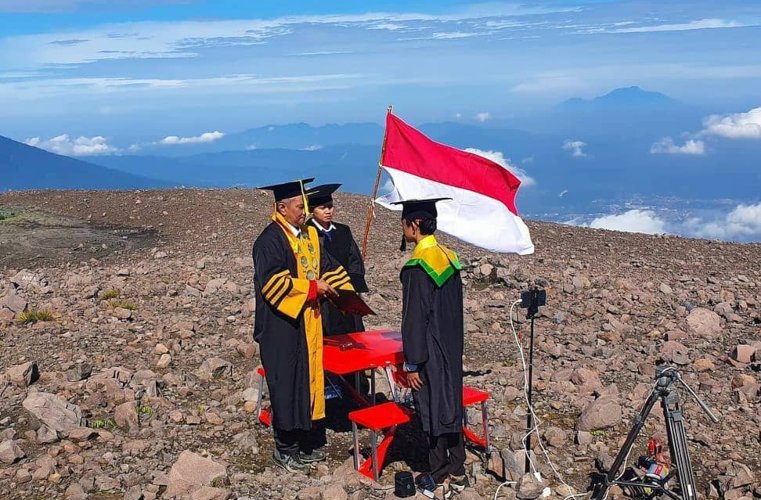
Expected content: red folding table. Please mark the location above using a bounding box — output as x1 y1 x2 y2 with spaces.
323 329 410 479
323 329 406 405
257 329 491 480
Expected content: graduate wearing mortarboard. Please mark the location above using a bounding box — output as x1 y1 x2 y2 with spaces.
252 178 355 473
395 198 469 496
306 183 368 336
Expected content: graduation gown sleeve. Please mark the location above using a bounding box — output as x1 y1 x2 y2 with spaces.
401 266 433 366
253 228 311 320
345 227 369 292
319 244 355 293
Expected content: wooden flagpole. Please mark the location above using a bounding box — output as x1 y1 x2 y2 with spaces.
360 105 393 261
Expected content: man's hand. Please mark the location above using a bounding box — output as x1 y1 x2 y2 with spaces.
407 371 424 391
315 279 338 298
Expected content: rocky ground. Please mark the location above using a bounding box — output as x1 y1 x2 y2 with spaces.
0 189 759 500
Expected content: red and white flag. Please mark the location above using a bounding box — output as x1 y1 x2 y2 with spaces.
376 112 534 255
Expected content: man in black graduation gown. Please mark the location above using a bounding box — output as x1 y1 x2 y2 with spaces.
395 198 468 495
307 183 368 336
252 178 356 473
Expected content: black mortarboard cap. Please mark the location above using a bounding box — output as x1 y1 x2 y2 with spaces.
307 183 341 208
391 197 451 220
257 178 314 202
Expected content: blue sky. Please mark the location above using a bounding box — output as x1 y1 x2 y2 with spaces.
1 0 761 145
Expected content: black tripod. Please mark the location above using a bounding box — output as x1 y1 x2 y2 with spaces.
520 287 546 474
591 366 719 500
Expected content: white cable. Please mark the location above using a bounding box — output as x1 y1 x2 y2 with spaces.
494 480 517 500
507 299 588 500
508 299 539 473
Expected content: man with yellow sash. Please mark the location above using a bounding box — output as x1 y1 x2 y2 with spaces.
253 178 355 473
394 198 468 497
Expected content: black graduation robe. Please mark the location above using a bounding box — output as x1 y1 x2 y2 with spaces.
253 214 354 431
400 234 464 436
309 219 368 336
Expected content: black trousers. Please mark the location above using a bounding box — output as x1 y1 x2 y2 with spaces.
428 431 466 483
273 423 325 457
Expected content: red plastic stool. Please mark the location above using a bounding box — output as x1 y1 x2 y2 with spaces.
462 386 490 450
348 402 414 480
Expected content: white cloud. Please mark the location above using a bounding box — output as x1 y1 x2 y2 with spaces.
475 112 491 123
368 23 406 31
159 131 224 145
430 32 480 40
510 75 586 94
687 203 761 240
302 145 322 151
593 18 749 34
24 134 118 156
0 8 568 68
562 140 587 158
701 106 761 139
650 137 705 155
465 148 535 187
0 0 180 13
589 210 667 235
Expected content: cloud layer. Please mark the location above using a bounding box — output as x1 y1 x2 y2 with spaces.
650 137 706 155
589 209 667 235
160 131 224 145
25 134 118 156
578 203 761 241
562 140 587 158
702 106 761 139
465 148 535 187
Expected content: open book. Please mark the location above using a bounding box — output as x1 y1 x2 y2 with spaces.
328 289 375 316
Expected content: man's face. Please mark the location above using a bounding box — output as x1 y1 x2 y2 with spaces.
401 218 417 242
278 196 306 227
312 202 334 226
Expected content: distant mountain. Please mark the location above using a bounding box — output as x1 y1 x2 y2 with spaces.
0 135 169 191
139 122 385 157
559 86 678 110
90 144 380 193
519 86 702 139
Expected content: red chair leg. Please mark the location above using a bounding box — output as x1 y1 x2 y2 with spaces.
462 402 490 449
481 400 491 451
357 426 398 480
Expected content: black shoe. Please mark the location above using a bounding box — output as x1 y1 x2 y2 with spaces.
416 474 452 499
272 450 310 473
299 448 326 463
449 474 470 493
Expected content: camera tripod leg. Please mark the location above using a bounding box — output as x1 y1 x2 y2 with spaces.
591 389 661 500
662 394 697 500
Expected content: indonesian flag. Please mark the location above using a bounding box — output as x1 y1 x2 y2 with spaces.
376 112 535 255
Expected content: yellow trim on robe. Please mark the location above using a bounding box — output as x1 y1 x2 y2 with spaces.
271 211 325 421
406 234 462 287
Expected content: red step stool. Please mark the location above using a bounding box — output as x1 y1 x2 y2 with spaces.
348 402 414 480
462 386 490 451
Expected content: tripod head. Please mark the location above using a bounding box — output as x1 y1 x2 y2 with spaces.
655 366 720 424
520 287 546 319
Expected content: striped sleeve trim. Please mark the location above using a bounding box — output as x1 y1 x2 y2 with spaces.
262 270 289 296
322 268 345 281
269 280 294 306
264 276 289 302
325 269 349 287
329 275 352 290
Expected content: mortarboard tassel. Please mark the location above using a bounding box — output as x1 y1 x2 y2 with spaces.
399 235 407 252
